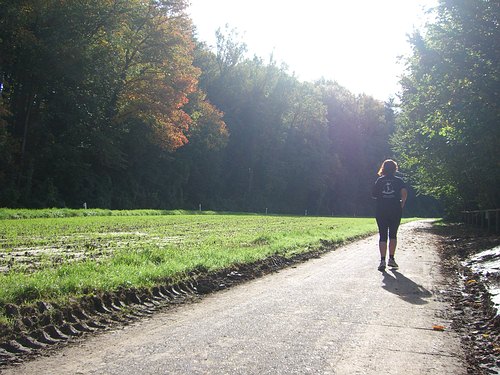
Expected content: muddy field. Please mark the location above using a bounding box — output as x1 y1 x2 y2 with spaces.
0 231 173 273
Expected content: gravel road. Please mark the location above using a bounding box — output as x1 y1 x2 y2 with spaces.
2 220 466 375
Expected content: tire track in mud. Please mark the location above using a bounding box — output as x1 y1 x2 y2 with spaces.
0 241 345 369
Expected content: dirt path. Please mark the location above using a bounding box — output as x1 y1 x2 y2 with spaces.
2 220 466 375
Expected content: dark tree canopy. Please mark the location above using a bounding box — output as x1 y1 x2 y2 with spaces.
0 0 226 208
0 0 442 217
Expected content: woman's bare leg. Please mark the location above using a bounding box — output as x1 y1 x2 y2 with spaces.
379 241 387 258
389 239 397 257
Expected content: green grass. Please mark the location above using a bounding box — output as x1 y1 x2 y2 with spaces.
0 208 222 220
0 210 417 323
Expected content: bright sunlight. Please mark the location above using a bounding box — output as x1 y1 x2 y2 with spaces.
188 0 438 101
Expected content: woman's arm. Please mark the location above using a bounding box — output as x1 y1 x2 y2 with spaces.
400 188 408 208
371 179 380 199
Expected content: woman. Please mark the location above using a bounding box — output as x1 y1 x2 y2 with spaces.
372 159 408 271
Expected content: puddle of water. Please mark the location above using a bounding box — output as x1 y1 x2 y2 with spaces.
467 246 500 274
464 245 500 316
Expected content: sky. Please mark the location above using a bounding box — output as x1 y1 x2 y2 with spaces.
187 0 438 101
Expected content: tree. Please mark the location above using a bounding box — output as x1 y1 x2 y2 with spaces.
393 0 500 214
195 26 397 215
0 0 226 208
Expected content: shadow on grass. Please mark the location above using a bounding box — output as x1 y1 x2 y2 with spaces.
381 269 432 305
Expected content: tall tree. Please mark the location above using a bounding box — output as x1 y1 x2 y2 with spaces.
393 0 499 213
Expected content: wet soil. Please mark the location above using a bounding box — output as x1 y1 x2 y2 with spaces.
434 224 500 375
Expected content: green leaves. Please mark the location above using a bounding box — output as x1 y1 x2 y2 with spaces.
394 0 499 214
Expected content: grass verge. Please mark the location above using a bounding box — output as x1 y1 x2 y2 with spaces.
0 208 223 220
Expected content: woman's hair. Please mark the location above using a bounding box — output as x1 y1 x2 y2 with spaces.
378 159 398 176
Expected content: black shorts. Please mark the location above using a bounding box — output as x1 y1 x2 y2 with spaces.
376 208 402 242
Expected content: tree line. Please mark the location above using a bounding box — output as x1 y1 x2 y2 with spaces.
1 0 496 217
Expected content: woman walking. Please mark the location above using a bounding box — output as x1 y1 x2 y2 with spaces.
372 159 408 271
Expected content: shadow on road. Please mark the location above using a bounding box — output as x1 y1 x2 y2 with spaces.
381 270 433 305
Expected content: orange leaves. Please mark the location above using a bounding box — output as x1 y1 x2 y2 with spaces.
153 110 191 150
432 325 446 331
117 70 194 151
109 5 201 152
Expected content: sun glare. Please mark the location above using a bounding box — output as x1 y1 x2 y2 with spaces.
189 0 437 100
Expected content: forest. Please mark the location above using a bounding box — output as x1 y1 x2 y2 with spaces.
0 0 498 217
